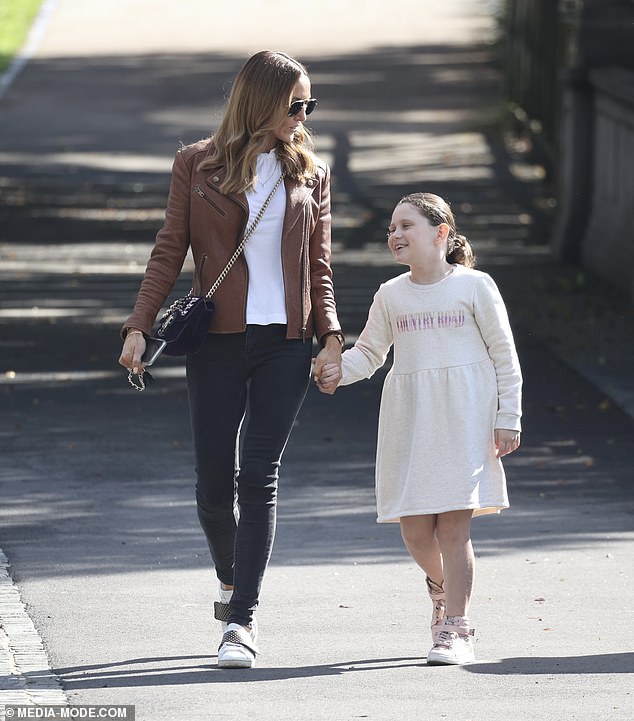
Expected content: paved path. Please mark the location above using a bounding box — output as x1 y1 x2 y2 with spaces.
1 2 633 720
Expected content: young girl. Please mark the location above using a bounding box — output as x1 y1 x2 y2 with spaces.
317 192 522 665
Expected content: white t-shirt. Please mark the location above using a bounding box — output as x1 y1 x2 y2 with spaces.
244 150 287 325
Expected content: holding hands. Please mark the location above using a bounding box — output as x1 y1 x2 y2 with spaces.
312 333 343 395
315 361 341 395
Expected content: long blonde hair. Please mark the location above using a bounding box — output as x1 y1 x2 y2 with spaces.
397 192 476 268
198 50 318 194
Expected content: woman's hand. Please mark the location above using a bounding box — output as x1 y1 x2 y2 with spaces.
315 362 341 394
495 429 520 457
313 335 342 395
118 330 147 375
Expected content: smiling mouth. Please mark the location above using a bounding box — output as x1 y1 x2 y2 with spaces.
393 244 407 251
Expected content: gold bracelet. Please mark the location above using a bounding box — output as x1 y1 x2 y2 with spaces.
126 330 143 338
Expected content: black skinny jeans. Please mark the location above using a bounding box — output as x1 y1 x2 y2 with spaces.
186 324 312 627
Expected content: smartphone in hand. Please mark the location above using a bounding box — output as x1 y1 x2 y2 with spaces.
141 336 167 366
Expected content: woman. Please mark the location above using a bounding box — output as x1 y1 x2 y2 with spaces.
118 50 343 668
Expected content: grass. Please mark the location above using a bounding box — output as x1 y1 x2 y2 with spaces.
0 0 44 74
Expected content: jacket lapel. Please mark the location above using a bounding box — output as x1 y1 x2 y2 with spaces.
282 177 314 238
203 165 249 216
201 162 313 238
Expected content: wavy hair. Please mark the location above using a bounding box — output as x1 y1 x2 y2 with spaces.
198 50 318 194
397 192 476 268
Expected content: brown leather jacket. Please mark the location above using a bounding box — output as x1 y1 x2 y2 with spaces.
123 138 341 343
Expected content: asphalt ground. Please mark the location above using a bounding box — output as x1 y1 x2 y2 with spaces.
0 2 633 720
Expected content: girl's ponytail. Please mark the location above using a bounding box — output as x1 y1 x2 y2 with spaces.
447 233 476 268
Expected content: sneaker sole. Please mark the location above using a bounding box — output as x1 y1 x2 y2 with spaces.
218 646 256 669
426 654 474 666
218 658 255 669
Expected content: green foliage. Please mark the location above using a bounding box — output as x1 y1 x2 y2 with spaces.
0 0 44 74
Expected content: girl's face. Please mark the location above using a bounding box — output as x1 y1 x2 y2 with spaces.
387 203 444 267
270 73 312 147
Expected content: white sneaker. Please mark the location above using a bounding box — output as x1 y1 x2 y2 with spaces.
218 622 259 669
426 618 475 666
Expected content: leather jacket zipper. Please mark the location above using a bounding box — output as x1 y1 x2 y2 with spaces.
193 184 226 215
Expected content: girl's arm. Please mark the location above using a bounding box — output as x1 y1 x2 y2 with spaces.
316 287 393 394
316 288 393 394
340 289 393 385
473 275 523 431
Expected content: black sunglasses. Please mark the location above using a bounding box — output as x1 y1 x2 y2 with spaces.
287 98 317 117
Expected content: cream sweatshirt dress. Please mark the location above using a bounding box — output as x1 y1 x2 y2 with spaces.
340 266 522 523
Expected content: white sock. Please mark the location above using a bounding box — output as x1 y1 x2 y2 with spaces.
219 584 233 604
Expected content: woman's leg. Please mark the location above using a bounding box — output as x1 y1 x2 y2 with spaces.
186 332 248 588
435 510 474 617
230 325 312 627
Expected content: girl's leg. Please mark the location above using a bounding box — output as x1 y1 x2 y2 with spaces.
435 510 474 616
399 514 443 584
400 515 445 638
425 510 476 665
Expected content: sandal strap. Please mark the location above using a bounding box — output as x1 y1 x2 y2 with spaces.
219 627 259 655
438 621 475 636
214 601 231 622
426 576 446 601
